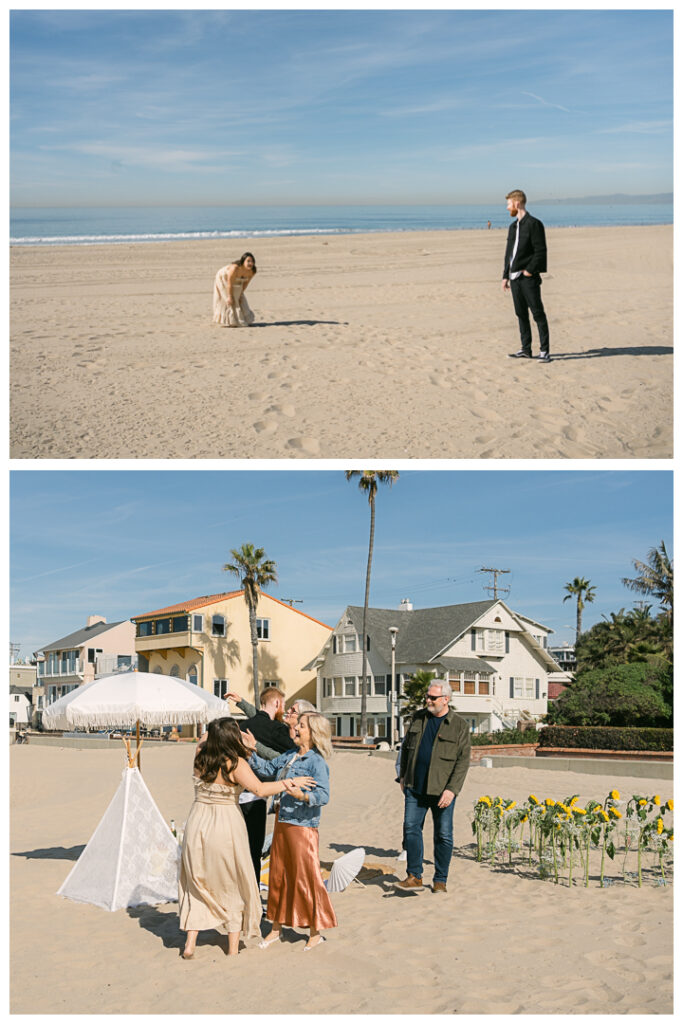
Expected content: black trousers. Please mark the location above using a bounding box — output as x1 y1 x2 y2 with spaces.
510 274 549 354
240 798 267 884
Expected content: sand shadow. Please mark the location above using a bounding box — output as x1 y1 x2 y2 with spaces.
550 345 672 360
252 319 345 327
126 904 221 953
12 844 85 861
328 842 401 858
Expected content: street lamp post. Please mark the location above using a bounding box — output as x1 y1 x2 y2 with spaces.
389 626 398 747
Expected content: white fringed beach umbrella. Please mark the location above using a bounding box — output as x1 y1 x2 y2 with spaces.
42 670 231 731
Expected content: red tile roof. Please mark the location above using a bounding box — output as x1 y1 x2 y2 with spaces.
132 590 332 630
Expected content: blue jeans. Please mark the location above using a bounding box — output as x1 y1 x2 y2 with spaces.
403 787 455 884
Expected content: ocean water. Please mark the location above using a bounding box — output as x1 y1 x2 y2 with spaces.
9 202 673 246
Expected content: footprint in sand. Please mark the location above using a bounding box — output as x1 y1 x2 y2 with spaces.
267 403 296 418
253 420 278 435
286 436 320 454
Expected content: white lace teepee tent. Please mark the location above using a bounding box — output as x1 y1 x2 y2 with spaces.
58 766 180 912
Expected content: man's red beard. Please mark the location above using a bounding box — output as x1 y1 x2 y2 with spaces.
274 709 285 722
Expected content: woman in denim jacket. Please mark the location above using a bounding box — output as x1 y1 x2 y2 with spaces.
247 712 337 951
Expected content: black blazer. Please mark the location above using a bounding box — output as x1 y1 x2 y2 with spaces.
503 212 548 278
239 710 295 754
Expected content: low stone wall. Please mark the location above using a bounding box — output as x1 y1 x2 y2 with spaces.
536 747 673 763
470 744 537 764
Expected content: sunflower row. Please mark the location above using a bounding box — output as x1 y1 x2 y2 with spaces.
471 790 673 887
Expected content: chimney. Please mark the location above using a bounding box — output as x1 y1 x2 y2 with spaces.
87 615 106 628
399 599 413 612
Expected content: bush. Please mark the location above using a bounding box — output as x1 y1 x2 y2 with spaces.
546 662 672 728
537 726 673 752
471 729 539 746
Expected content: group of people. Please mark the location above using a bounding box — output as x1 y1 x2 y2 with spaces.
211 189 551 361
177 677 473 958
178 687 336 958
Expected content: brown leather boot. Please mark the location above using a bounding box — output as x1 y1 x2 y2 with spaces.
432 882 448 893
394 874 424 891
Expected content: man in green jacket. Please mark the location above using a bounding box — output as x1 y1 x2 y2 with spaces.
395 679 471 893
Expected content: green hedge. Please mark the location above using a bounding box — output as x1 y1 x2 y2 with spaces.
537 725 673 752
471 729 539 747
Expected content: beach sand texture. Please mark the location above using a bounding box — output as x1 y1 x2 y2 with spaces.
11 745 673 1014
10 225 672 459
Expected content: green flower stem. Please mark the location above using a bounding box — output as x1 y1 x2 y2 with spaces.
584 834 590 887
600 829 606 888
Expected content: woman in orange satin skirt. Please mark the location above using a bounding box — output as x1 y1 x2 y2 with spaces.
248 713 337 951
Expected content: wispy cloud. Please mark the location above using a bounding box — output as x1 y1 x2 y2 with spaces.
522 91 571 114
597 120 672 135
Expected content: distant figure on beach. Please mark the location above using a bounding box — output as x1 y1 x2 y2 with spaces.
394 679 470 894
212 252 256 327
487 220 492 230
178 717 315 959
227 687 296 885
501 190 550 362
248 712 337 951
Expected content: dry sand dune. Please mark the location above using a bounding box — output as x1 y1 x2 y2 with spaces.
10 745 673 1014
10 225 672 459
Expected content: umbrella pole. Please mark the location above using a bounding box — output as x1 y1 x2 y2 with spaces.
136 719 142 772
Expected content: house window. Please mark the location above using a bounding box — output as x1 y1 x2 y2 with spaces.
256 618 270 640
332 677 343 697
192 614 204 632
117 656 132 670
170 665 180 677
450 676 461 693
13 695 20 703
344 676 356 696
524 678 535 698
138 621 154 637
212 615 225 637
172 616 188 633
342 634 357 653
464 677 476 695
479 675 490 695
187 667 198 686
263 680 279 689
373 675 386 696
213 679 228 698
156 618 171 635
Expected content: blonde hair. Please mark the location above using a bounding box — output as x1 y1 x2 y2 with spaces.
300 712 333 760
506 189 527 204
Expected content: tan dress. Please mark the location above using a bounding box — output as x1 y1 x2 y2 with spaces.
178 777 262 937
212 266 255 327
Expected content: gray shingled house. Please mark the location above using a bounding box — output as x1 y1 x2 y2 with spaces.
310 598 565 741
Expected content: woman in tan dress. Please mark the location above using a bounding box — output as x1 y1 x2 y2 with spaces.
212 252 257 326
178 717 315 959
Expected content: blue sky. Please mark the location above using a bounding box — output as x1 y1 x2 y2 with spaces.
10 469 672 660
10 9 672 206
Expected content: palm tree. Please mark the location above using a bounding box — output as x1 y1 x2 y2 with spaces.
622 541 673 623
563 577 596 643
346 470 399 736
223 543 278 706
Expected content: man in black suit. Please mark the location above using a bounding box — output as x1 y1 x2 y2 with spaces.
502 189 551 362
229 686 296 883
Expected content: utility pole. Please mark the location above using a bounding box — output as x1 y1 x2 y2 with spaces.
478 567 511 600
281 598 303 608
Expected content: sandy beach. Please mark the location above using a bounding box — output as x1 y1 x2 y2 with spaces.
10 225 672 460
10 744 673 1014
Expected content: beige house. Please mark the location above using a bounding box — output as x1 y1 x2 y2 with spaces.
132 590 332 708
35 616 136 706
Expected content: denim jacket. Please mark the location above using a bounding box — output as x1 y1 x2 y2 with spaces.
249 748 329 828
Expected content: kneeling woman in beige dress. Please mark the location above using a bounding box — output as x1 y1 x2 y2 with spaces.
212 252 257 326
178 717 315 959
248 712 337 951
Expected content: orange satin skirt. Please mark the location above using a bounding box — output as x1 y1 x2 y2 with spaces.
267 812 338 931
